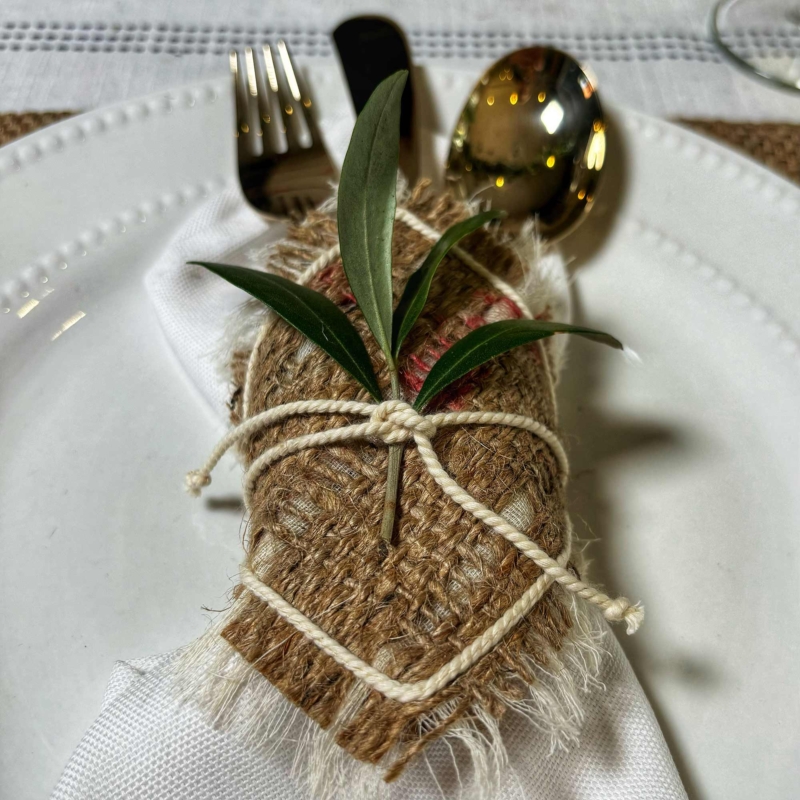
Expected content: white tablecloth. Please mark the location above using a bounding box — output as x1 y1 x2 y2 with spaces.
2 0 800 121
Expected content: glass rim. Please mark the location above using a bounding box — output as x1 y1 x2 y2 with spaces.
711 0 800 94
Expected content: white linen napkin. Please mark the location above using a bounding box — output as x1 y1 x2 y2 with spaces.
51 636 685 800
51 185 687 800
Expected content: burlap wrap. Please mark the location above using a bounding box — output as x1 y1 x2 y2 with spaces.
222 183 573 780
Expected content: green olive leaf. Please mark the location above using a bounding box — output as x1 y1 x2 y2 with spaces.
190 262 382 401
337 70 408 364
391 210 505 357
414 319 623 410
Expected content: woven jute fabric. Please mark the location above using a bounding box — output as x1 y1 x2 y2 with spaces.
222 182 573 779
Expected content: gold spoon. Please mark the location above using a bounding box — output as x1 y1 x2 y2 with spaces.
445 47 606 240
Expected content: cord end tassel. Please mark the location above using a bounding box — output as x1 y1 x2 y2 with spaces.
185 469 211 497
602 596 645 634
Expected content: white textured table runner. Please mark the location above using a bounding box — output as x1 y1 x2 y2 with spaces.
3 0 800 121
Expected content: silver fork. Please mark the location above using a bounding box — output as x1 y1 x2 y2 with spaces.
230 41 336 217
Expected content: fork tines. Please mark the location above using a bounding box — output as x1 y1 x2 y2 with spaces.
230 40 334 217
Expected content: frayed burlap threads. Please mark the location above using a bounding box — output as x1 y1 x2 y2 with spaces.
178 182 633 794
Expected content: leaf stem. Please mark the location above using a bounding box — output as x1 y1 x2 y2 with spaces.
380 368 403 543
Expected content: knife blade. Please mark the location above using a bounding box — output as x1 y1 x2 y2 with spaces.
333 16 418 184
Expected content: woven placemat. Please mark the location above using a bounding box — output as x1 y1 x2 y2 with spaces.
0 111 74 147
2 111 799 185
679 119 800 185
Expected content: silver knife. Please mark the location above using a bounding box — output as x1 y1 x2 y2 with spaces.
333 16 418 184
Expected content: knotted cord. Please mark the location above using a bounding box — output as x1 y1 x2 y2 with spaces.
186 206 643 704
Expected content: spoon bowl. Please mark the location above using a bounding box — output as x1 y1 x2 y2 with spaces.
445 47 605 240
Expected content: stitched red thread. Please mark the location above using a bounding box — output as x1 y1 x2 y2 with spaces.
498 296 523 318
316 266 336 285
400 370 425 393
463 315 484 330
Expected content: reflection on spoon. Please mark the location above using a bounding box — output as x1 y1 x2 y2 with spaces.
445 47 605 241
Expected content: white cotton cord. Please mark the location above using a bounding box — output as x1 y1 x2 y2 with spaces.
407 426 643 635
429 409 569 484
185 398 375 496
241 241 341 419
239 541 571 703
241 318 272 421
299 242 342 284
394 207 559 412
186 397 643 701
241 206 559 418
186 398 569 502
394 208 535 321
239 403 565 513
192 206 644 705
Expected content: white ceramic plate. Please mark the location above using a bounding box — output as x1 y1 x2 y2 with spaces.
1 65 798 800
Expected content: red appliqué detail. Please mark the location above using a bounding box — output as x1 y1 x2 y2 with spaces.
408 353 430 373
474 289 522 320
401 370 425 393
399 351 434 399
498 296 522 318
463 315 485 330
436 335 453 350
429 378 474 412
316 265 337 286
